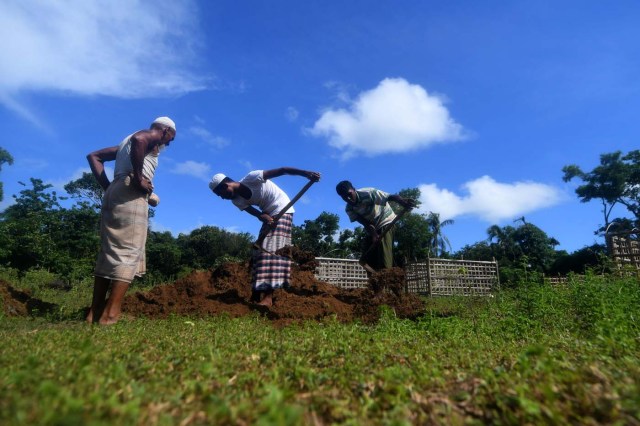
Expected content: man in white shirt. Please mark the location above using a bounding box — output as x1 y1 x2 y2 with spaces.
210 167 320 306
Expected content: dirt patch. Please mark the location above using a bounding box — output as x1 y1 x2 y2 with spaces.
0 252 427 325
0 279 58 317
369 267 406 296
276 245 318 271
123 260 425 325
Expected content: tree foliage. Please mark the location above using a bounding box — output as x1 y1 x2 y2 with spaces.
0 146 14 203
145 231 184 279
393 212 432 264
563 150 640 233
292 212 341 256
549 244 609 275
0 172 612 287
64 172 104 211
177 226 253 270
425 212 454 257
336 227 367 259
455 241 495 262
0 178 99 278
0 179 61 271
486 222 559 272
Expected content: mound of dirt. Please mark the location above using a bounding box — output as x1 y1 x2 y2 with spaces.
0 279 58 317
123 261 426 325
369 267 406 296
0 250 427 325
275 245 318 271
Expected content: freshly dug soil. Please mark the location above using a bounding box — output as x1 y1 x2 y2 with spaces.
0 279 58 317
1 248 426 324
123 257 425 325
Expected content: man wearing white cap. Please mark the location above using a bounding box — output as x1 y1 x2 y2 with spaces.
86 117 176 325
210 167 320 307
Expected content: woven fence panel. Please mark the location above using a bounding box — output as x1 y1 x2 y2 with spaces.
404 263 429 294
608 234 640 270
406 258 499 296
314 257 369 289
544 275 586 287
315 257 499 296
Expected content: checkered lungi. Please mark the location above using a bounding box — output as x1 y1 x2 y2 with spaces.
252 213 293 291
94 175 148 283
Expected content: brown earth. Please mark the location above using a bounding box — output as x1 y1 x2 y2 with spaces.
0 279 58 317
2 248 426 325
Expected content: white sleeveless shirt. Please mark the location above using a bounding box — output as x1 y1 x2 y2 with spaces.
113 133 159 181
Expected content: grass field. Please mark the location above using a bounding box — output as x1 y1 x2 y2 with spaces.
1 273 639 425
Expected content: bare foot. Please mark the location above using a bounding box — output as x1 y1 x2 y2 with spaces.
86 308 100 324
98 315 120 326
258 292 273 307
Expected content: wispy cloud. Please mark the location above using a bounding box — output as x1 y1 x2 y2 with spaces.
309 78 466 159
238 160 253 170
15 157 49 172
170 160 212 182
189 126 230 149
418 176 564 223
0 0 207 122
285 107 299 122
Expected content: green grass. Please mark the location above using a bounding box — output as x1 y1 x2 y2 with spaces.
1 275 639 425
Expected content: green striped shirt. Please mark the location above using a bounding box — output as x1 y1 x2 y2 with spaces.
345 188 396 230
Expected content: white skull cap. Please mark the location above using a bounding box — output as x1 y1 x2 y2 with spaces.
152 116 176 131
209 173 227 192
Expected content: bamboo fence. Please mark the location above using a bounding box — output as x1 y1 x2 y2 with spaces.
314 257 500 296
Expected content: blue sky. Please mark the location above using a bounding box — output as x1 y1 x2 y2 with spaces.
1 0 639 254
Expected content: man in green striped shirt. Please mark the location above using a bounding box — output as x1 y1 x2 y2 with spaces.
336 180 416 271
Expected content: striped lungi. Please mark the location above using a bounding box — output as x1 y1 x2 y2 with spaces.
252 213 293 291
94 176 149 283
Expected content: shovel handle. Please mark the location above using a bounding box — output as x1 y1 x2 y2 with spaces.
253 179 317 249
359 207 411 270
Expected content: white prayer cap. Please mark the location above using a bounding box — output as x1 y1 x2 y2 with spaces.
209 173 227 192
152 116 176 131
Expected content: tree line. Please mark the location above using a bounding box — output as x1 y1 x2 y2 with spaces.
1 147 639 286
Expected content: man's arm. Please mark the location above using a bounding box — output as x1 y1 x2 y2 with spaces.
263 167 320 182
129 131 154 194
388 194 417 210
87 146 118 191
357 218 378 238
244 206 273 225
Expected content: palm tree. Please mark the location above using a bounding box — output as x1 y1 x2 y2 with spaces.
487 224 519 262
426 212 454 257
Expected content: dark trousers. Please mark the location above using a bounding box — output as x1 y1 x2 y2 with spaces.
364 225 395 271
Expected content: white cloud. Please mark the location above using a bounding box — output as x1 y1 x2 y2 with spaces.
170 161 212 182
323 81 353 103
418 176 564 223
189 126 230 149
0 93 50 131
0 0 206 120
309 78 466 158
285 107 299 122
15 157 49 171
239 160 253 170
